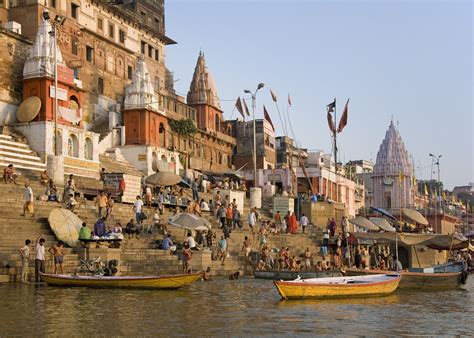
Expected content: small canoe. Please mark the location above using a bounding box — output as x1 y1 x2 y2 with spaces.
254 270 341 280
274 274 400 300
41 272 203 290
344 268 467 289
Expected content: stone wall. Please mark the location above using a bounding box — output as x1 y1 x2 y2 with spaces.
0 29 31 124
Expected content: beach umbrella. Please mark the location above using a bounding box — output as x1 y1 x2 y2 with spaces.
48 208 83 247
168 213 212 231
348 217 379 231
145 171 181 187
401 208 429 226
369 217 396 232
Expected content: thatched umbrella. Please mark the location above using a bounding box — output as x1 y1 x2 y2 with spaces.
168 213 212 231
145 171 181 187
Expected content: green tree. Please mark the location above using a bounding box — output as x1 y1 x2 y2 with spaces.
169 119 197 170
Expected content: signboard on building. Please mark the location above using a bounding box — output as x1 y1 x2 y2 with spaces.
138 154 147 161
273 196 294 216
102 173 141 204
49 86 68 101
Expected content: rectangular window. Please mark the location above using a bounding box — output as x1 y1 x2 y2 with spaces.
154 77 159 91
97 18 103 30
148 45 153 58
86 46 93 62
108 24 114 39
119 29 126 44
73 68 79 79
51 0 56 8
71 3 79 19
71 40 78 55
140 41 146 54
154 17 160 30
127 66 133 80
154 49 159 61
98 77 104 95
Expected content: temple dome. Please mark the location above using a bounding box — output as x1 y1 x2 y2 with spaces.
186 52 221 110
124 57 159 112
23 17 64 79
374 120 413 176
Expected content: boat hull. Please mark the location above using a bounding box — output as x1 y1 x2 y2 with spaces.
41 273 203 290
254 270 341 280
274 274 401 300
345 269 464 289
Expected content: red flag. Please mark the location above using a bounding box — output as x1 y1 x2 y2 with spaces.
242 98 251 116
337 98 349 133
263 105 275 131
235 97 245 119
270 89 278 102
288 93 292 107
327 107 336 134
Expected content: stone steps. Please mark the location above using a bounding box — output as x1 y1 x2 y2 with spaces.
0 134 46 172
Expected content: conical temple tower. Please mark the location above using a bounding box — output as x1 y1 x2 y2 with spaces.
186 52 223 132
373 120 413 212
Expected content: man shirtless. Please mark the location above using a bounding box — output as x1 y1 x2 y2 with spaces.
48 241 65 274
241 236 251 264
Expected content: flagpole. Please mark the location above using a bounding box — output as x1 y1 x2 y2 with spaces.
333 98 338 202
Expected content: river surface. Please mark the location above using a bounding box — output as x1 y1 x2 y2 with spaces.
1 277 473 336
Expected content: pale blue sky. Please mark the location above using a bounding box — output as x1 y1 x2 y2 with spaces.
165 0 473 189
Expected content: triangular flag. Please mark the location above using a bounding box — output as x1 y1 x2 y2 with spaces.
442 190 446 201
263 105 275 131
234 97 245 120
424 183 429 196
288 93 292 107
327 107 336 134
451 194 455 204
242 98 251 117
270 89 278 102
327 99 336 113
337 98 349 133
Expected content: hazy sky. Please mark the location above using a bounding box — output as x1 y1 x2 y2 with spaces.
165 0 473 189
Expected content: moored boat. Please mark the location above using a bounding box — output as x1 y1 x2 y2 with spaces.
254 270 341 280
344 268 467 289
41 272 203 289
274 274 401 300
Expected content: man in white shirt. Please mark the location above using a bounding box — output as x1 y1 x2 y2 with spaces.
299 213 309 234
247 208 256 233
34 235 46 282
19 239 31 283
186 232 198 251
21 182 35 217
133 195 144 224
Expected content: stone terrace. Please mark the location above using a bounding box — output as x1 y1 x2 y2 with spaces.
0 169 327 281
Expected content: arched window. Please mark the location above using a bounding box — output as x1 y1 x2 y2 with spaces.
84 137 93 160
68 134 79 157
158 123 165 147
215 114 220 131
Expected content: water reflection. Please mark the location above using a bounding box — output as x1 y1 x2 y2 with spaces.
0 278 472 336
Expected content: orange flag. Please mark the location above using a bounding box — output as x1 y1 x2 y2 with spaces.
337 98 349 133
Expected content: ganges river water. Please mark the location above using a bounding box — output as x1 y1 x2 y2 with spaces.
1 277 473 336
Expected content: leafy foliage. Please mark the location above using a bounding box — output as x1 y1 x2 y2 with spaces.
169 119 197 137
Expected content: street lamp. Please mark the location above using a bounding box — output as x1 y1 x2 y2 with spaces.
429 153 442 203
244 83 264 187
45 11 66 156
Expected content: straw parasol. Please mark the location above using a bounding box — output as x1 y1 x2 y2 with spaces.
348 217 379 231
401 208 429 225
369 217 396 232
168 213 211 231
48 208 83 247
145 171 181 187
